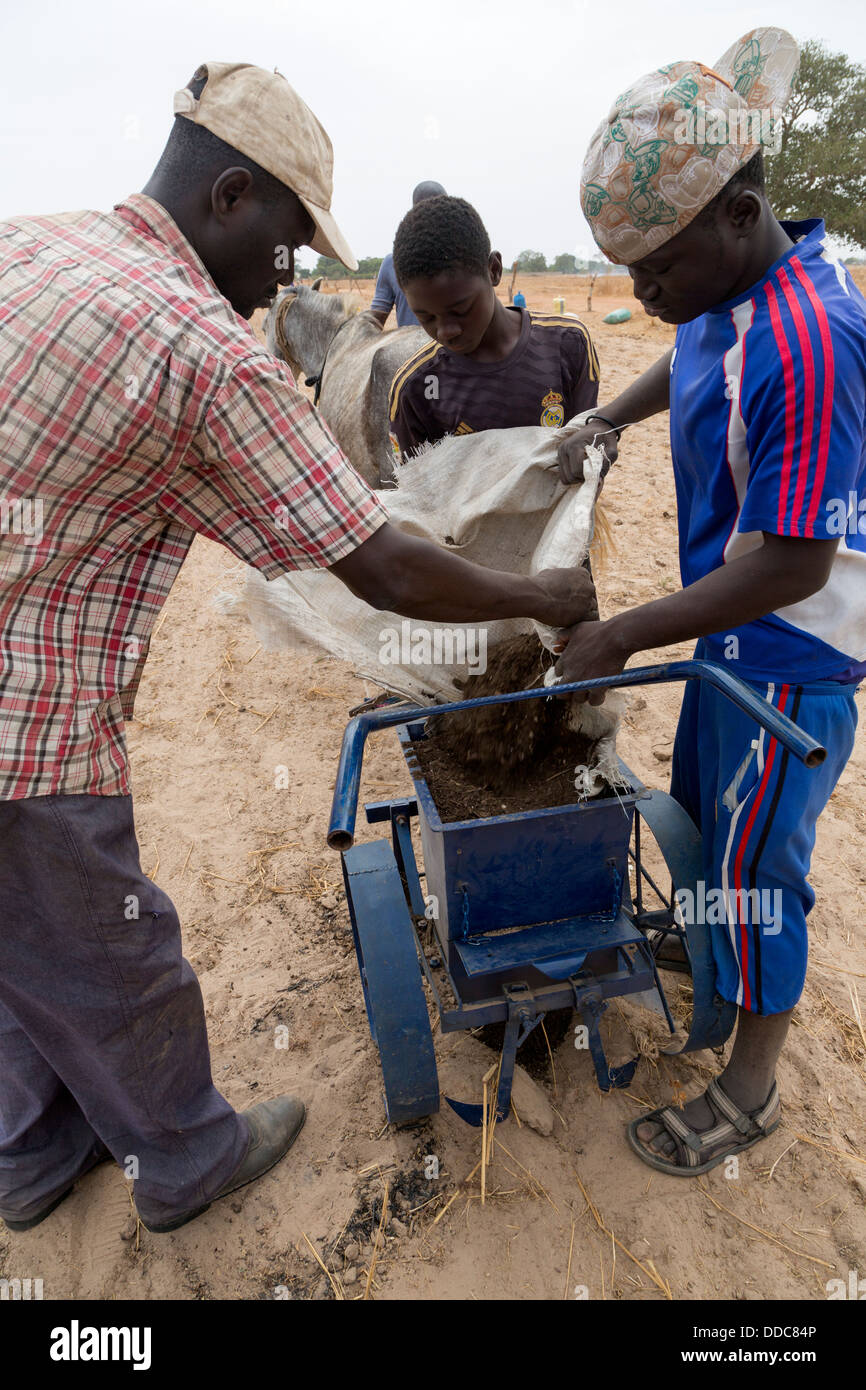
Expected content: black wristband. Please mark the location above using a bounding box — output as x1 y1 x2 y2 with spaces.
586 413 623 441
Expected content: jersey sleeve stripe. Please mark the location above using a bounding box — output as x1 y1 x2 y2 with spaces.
790 256 836 538
527 311 599 377
775 264 819 536
764 281 799 534
388 343 439 420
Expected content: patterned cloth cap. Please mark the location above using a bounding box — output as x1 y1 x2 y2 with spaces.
581 28 800 265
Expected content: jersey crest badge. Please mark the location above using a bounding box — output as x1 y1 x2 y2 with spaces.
540 389 564 428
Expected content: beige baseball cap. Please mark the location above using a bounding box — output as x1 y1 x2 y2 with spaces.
173 62 357 270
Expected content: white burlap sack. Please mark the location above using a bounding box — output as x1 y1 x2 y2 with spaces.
243 422 625 791
245 423 601 701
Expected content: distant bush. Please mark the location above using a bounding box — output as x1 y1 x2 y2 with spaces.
311 255 384 280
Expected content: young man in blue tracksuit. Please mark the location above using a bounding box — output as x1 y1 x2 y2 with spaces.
556 29 864 1174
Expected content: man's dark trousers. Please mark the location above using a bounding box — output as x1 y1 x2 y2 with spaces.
0 793 248 1227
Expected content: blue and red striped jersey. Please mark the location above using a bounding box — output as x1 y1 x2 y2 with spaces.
670 219 866 683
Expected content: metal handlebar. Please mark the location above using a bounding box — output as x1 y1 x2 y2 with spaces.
327 659 826 850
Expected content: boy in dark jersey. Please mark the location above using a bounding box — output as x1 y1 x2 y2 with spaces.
387 196 599 461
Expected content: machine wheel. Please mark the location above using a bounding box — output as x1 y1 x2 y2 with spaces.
341 839 440 1125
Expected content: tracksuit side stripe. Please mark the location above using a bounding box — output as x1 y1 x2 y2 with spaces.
746 687 802 1014
731 684 792 1011
721 685 773 1007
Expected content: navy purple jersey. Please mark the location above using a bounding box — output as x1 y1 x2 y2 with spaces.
387 307 599 459
670 219 866 683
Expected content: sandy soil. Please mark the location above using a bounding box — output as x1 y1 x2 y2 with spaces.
308 269 673 330
2 284 864 1303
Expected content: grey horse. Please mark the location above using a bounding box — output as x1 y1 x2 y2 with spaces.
265 281 426 487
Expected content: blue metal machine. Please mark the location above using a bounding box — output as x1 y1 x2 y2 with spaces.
327 660 824 1127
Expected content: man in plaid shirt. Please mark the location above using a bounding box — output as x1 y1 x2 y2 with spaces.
0 64 596 1234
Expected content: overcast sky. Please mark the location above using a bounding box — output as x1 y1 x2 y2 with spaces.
3 0 865 268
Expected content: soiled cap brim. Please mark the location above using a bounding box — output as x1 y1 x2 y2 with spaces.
297 195 358 272
173 62 358 272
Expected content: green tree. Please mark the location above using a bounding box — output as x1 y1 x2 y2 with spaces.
311 254 384 280
550 252 579 274
516 249 548 272
312 255 347 279
765 39 866 250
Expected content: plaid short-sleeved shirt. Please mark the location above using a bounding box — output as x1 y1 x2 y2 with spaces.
0 194 387 799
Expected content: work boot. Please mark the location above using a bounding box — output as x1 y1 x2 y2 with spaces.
136 1094 306 1235
2 1141 112 1233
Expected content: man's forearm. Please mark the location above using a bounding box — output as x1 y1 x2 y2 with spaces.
382 539 551 622
610 537 837 659
601 348 673 429
557 532 839 691
330 523 596 629
558 348 674 484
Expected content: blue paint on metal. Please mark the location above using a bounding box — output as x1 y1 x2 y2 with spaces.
327 659 825 852
608 1057 639 1087
453 911 642 979
340 839 439 1125
569 972 640 1091
444 1096 486 1125
407 733 637 944
364 797 418 824
390 808 428 920
333 661 821 1127
445 984 536 1125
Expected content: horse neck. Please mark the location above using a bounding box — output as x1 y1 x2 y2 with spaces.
273 295 346 379
322 310 381 374
302 305 348 379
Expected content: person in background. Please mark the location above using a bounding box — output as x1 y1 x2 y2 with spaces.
388 195 599 460
370 181 446 327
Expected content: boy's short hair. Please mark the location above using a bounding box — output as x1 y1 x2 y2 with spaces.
393 195 491 285
697 149 765 229
727 147 765 193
